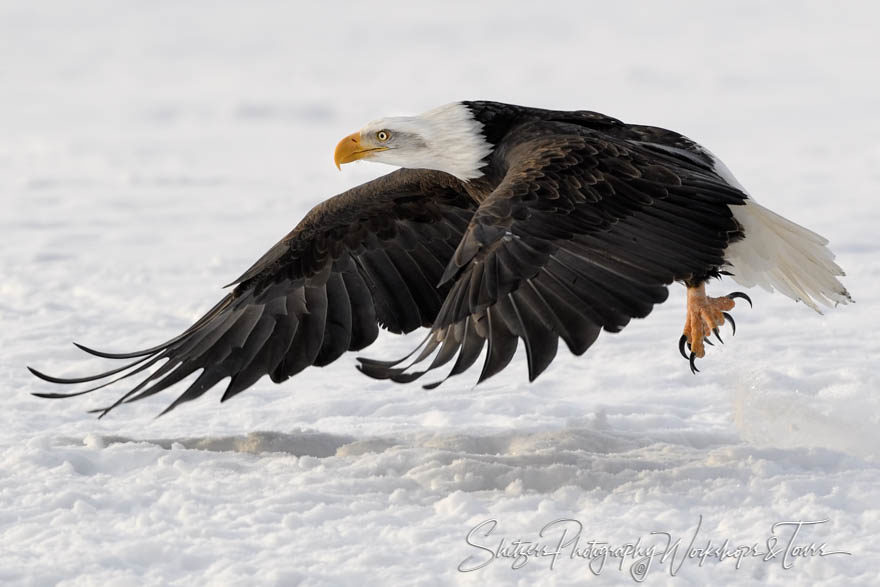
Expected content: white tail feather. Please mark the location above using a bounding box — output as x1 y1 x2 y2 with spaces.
725 199 852 313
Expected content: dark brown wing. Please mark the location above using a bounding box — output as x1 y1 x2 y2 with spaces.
29 169 475 416
358 121 747 386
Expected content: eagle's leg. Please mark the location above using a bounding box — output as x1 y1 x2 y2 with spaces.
679 283 751 373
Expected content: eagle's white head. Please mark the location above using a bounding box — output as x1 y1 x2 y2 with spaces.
333 102 492 181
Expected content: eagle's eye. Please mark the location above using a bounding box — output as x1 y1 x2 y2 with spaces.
376 130 391 142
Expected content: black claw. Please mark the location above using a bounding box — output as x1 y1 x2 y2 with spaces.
713 327 723 344
723 312 736 336
727 291 753 308
689 352 700 374
679 335 689 359
704 337 714 347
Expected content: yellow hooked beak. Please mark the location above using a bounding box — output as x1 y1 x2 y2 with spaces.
333 131 388 170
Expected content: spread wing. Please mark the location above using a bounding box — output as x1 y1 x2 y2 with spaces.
29 169 475 416
358 121 747 387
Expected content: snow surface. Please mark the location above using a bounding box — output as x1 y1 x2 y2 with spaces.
2 1 879 585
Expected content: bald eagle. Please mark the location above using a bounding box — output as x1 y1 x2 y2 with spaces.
30 101 852 416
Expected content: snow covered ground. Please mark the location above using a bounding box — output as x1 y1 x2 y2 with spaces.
2 1 879 584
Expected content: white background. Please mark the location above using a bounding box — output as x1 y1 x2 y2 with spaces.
2 1 878 585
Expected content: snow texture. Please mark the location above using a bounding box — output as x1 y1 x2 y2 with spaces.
2 1 879 585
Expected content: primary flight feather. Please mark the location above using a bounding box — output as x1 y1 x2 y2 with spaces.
30 101 852 416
